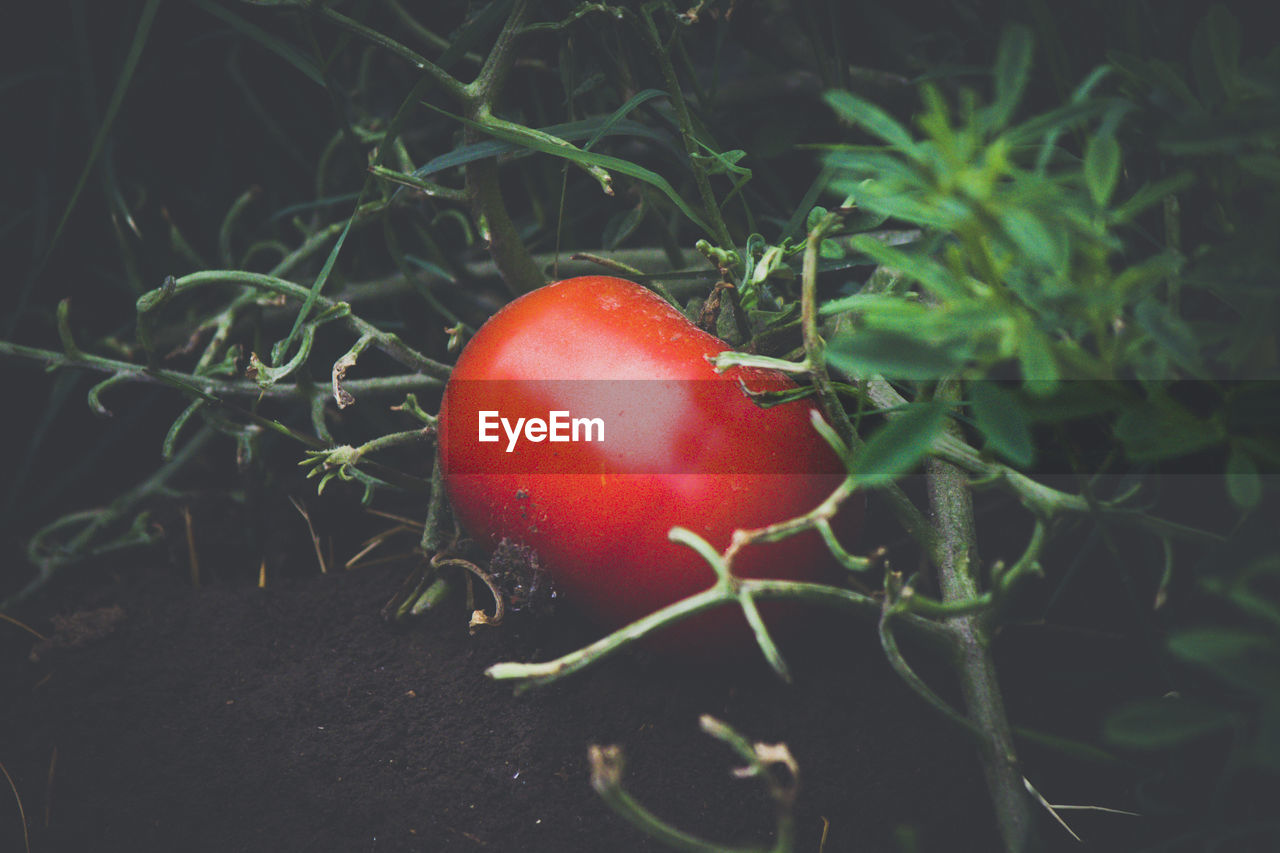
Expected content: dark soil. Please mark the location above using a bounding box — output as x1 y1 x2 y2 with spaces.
1 546 1168 853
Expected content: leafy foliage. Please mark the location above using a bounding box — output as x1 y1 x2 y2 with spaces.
813 11 1280 848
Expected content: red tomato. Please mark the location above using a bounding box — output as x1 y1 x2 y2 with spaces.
439 276 859 649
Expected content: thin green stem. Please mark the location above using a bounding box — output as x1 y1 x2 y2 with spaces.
270 197 400 279
386 0 484 64
487 577 947 692
800 212 853 444
315 3 468 104
590 743 792 853
4 427 217 610
637 6 733 247
797 216 942 564
993 519 1047 603
421 450 453 554
0 340 442 400
878 606 986 743
368 164 468 203
333 247 700 305
138 270 452 379
355 428 432 457
465 0 528 103
219 185 261 267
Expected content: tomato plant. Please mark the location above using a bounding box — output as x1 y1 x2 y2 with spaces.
440 276 860 644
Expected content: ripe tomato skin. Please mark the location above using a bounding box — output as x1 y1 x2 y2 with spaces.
439 276 860 648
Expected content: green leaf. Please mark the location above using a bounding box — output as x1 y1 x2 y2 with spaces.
736 383 815 409
1170 628 1272 664
1239 154 1280 184
190 0 323 85
1084 132 1121 206
1204 4 1243 100
987 24 1033 129
1169 627 1280 694
824 149 921 186
690 148 749 176
1107 51 1201 110
1016 380 1125 422
1013 727 1128 768
413 118 677 177
1000 208 1066 270
819 239 846 260
824 90 918 155
1111 252 1184 302
827 329 968 381
1005 98 1111 148
833 173 964 229
1253 700 1280 771
1104 697 1234 749
849 236 965 301
434 107 713 236
1016 330 1059 391
1190 13 1221 108
969 382 1035 467
581 89 668 149
1134 298 1206 378
601 204 644 250
1202 557 1280 629
1225 445 1261 508
1114 396 1225 460
275 192 364 361
820 293 909 317
1227 383 1280 429
32 0 161 323
853 403 949 486
1158 109 1280 154
1110 171 1196 223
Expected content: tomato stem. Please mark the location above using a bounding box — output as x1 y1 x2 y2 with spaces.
926 382 1042 851
589 732 797 853
486 575 948 692
799 212 944 564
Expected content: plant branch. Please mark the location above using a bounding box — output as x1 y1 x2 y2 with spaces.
866 377 1090 517
487 572 948 692
3 426 217 610
879 603 987 743
464 0 528 103
0 340 441 400
637 5 733 247
459 1 546 296
927 384 1040 852
589 716 798 853
464 146 549 296
137 270 452 379
313 3 468 104
800 212 853 443
794 214 942 564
